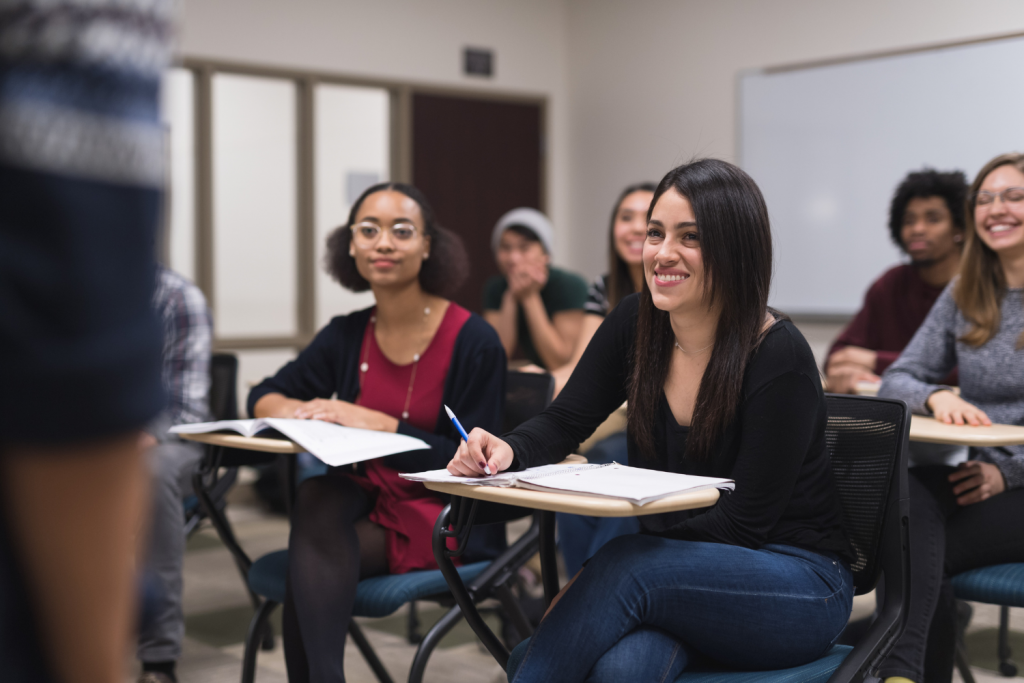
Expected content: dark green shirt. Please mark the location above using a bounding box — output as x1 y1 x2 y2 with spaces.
483 266 589 369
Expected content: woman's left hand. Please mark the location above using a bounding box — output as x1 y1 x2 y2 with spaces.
949 460 1006 506
292 399 399 432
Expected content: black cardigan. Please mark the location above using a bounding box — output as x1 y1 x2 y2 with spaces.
504 294 851 559
248 307 507 473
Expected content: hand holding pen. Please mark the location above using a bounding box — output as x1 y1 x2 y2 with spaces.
444 404 515 477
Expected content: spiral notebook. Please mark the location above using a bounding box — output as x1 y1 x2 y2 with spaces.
401 463 733 506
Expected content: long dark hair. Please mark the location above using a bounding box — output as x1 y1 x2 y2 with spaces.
606 182 657 309
325 182 469 298
628 160 773 464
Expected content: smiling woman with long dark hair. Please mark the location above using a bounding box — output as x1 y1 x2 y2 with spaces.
447 159 853 682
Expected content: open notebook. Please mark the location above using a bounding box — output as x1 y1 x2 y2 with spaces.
170 418 429 468
401 463 734 506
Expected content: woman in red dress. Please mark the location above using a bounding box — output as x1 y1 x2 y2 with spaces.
249 183 507 683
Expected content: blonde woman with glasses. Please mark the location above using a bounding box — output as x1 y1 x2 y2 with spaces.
248 183 507 683
878 153 1024 683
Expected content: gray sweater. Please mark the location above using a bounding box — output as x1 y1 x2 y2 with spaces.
879 282 1024 489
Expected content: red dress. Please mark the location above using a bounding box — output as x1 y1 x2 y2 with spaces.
350 302 471 574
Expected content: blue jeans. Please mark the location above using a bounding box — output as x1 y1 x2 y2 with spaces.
512 535 853 683
557 432 639 576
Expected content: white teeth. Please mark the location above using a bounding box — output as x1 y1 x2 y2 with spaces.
989 224 1016 233
658 274 688 282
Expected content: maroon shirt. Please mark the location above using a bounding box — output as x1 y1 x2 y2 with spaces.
830 264 955 381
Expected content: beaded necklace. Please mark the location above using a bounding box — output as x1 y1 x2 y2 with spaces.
359 306 431 421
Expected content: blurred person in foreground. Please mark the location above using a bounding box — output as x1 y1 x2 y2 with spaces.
826 169 967 394
483 208 588 370
138 266 212 683
0 3 172 683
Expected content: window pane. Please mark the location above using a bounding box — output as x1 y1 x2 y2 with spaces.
213 73 297 338
161 68 195 281
314 83 390 328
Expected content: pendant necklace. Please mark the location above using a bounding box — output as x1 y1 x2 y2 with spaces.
360 305 431 421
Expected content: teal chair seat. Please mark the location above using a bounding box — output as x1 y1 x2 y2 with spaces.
951 563 1024 607
506 638 853 683
951 563 1024 679
248 549 490 617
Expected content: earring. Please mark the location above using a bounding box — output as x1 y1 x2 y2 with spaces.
423 253 430 260
953 235 963 243
349 248 355 257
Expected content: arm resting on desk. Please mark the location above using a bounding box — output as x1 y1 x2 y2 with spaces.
878 288 958 413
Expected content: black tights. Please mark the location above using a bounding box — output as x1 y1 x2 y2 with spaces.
879 465 1024 682
283 472 388 683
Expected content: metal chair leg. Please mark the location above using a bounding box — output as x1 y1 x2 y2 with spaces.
538 510 560 606
241 600 278 683
407 600 422 644
493 580 533 645
349 620 395 683
998 605 1018 677
408 604 466 683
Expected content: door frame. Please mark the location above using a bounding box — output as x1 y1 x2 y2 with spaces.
173 56 548 352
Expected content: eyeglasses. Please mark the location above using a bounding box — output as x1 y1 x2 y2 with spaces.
351 221 419 246
975 187 1024 206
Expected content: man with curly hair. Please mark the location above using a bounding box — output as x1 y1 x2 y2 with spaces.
826 169 967 394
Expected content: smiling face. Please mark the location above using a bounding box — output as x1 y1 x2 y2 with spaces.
901 195 962 265
974 164 1024 259
349 190 430 289
643 188 707 314
612 190 654 266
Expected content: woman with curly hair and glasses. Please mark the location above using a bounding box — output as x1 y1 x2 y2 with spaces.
248 182 506 682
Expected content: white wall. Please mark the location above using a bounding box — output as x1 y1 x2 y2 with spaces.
178 0 1024 290
563 0 1024 281
177 0 572 257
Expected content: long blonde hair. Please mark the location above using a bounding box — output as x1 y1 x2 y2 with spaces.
954 152 1024 348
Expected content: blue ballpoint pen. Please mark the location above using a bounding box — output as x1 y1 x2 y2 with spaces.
444 404 492 475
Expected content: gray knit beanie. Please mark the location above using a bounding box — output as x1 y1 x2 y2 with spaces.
491 207 555 257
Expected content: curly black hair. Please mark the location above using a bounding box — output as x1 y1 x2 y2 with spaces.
325 182 469 298
888 169 968 251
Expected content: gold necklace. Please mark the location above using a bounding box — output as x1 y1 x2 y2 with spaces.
674 340 713 355
360 305 431 421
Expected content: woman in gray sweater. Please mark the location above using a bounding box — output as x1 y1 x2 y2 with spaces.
878 152 1024 683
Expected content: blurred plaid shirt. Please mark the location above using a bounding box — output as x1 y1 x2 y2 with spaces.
154 266 212 427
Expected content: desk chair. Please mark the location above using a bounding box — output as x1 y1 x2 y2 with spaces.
441 394 912 683
236 370 556 683
952 564 1024 680
183 353 249 536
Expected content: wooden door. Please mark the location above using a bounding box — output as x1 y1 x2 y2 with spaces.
412 93 543 313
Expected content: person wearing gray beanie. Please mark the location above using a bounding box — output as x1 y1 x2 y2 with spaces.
482 207 589 370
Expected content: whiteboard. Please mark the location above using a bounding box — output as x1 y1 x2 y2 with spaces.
740 35 1024 315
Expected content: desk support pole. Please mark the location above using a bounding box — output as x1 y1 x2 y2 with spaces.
539 510 560 607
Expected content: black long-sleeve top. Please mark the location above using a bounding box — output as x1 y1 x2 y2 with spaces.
504 294 851 559
247 307 507 473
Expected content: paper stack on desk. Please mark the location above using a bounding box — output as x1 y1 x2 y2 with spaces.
170 418 429 467
401 463 733 506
